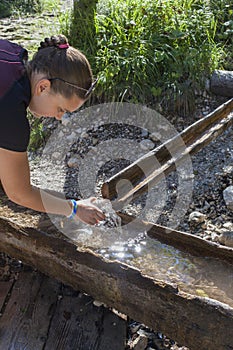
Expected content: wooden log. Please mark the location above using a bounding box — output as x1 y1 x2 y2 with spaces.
0 216 233 350
210 70 233 97
101 98 233 206
119 212 233 265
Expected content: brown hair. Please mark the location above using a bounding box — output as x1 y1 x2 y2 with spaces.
27 34 93 100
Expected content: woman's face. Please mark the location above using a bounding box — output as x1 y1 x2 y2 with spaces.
29 77 84 120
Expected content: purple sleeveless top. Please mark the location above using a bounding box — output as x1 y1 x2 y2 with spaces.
0 39 31 152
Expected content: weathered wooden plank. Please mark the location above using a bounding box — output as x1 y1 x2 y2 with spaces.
0 280 14 312
45 289 126 350
102 98 233 205
97 309 126 350
119 213 233 265
0 217 233 350
0 269 60 349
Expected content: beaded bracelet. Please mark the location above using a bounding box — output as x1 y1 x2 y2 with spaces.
67 199 78 219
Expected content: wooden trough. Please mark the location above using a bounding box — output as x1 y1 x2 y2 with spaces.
1 99 233 350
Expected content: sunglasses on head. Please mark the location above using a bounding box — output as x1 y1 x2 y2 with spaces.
48 77 98 98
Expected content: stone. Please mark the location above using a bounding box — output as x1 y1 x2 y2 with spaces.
67 157 80 168
61 114 70 126
140 139 154 151
51 152 61 160
218 231 233 248
211 232 219 242
188 211 206 223
223 186 233 211
141 129 149 138
67 132 77 142
131 334 148 350
150 131 161 141
223 222 233 230
92 138 98 146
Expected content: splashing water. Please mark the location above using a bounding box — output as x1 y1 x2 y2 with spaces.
56 199 137 249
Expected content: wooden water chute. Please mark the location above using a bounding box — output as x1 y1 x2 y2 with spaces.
0 217 233 350
102 98 233 206
1 99 233 349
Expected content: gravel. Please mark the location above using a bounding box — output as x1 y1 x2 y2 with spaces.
27 94 233 349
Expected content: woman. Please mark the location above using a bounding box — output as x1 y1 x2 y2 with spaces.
0 34 105 225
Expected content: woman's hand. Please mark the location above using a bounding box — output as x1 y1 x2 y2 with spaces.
75 197 106 225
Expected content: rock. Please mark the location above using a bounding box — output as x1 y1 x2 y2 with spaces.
130 334 148 350
51 152 61 160
210 232 219 242
81 131 89 138
140 139 154 151
141 129 149 138
67 131 77 142
93 300 104 307
61 114 70 126
150 131 161 141
218 231 233 248
67 156 79 168
223 222 233 230
223 186 233 211
92 138 98 146
188 211 206 224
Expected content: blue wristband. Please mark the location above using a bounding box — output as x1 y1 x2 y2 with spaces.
67 199 78 219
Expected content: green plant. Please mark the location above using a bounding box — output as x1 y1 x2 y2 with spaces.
0 0 61 18
28 114 46 151
92 0 222 107
56 0 233 112
40 0 61 13
0 0 11 17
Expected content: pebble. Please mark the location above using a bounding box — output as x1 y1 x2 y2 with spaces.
93 300 105 307
26 83 232 350
92 138 99 145
218 231 233 247
223 186 233 211
188 211 206 224
141 129 149 138
223 222 233 229
67 156 80 168
51 152 61 160
140 139 155 150
67 131 77 142
61 114 70 126
150 131 161 141
130 334 148 350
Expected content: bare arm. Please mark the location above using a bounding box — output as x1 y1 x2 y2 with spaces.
0 148 105 225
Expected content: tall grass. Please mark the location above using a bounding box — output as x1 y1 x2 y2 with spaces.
64 0 232 113
0 0 61 18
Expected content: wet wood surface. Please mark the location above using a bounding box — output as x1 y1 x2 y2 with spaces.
1 99 233 349
0 264 126 350
102 98 233 206
0 216 233 350
119 213 233 265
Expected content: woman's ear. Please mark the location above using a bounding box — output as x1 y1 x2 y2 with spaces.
35 79 51 95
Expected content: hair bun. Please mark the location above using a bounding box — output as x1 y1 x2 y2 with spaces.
39 34 69 50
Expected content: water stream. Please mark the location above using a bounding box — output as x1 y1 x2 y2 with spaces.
55 199 233 308
98 234 233 308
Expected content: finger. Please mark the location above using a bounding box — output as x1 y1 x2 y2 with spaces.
96 211 105 220
90 219 98 226
90 197 97 203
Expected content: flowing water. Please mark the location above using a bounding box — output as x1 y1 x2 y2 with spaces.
98 234 233 308
55 199 233 308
